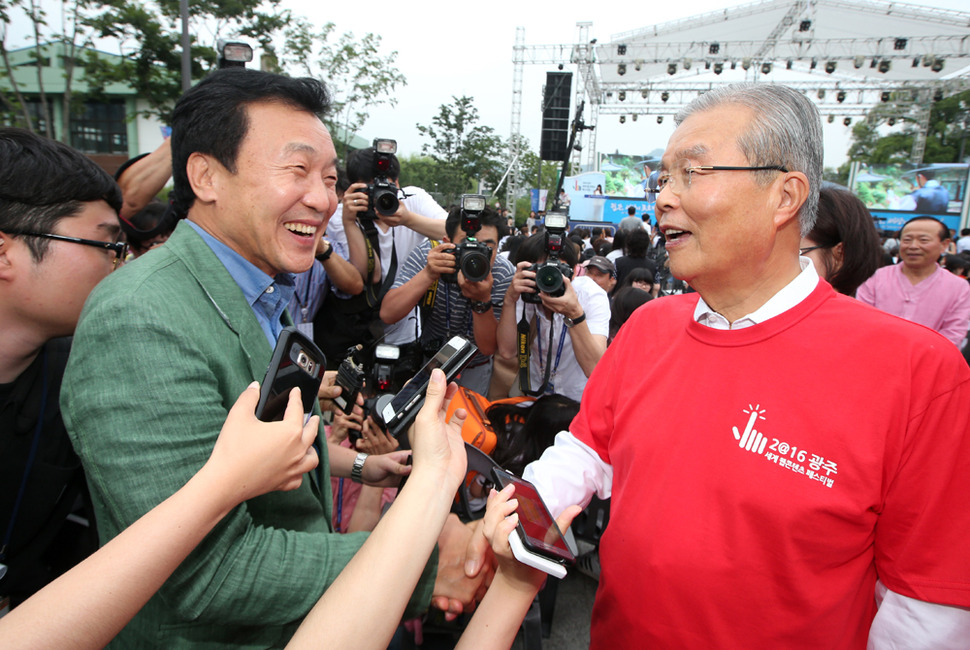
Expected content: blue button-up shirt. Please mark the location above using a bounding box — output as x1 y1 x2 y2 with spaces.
187 221 296 345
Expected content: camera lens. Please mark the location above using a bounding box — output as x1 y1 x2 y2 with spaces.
373 187 399 216
535 264 565 297
460 250 490 282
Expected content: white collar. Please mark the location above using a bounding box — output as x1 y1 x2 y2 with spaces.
693 257 820 330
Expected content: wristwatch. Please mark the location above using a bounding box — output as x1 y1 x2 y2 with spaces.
563 311 586 328
351 452 368 483
315 242 334 263
471 300 493 314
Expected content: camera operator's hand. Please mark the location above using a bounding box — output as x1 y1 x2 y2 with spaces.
355 416 399 455
504 261 537 304
458 270 493 303
343 182 370 219
330 405 363 445
424 241 457 281
317 370 342 412
539 275 583 320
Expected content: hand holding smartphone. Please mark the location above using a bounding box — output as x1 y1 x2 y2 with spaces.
375 336 477 439
255 327 327 422
491 468 576 579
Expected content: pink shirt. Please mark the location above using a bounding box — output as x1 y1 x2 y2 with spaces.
856 263 970 346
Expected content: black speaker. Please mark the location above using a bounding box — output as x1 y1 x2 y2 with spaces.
540 72 572 161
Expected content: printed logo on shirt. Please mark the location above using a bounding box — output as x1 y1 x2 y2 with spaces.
731 404 839 488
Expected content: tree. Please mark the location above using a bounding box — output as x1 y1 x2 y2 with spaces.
416 95 504 205
80 0 291 123
848 90 970 165
280 19 405 160
398 153 444 203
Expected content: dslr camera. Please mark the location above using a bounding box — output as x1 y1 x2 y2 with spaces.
443 194 492 283
359 138 401 222
523 212 573 304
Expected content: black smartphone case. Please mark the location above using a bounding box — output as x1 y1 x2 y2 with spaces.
255 327 327 422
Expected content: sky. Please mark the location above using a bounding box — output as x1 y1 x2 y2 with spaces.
281 0 970 172
7 0 968 171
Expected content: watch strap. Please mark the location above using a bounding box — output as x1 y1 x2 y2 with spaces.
351 452 368 483
564 311 586 328
471 300 493 314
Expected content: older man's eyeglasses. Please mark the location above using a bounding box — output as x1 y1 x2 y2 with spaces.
656 163 789 192
8 230 128 269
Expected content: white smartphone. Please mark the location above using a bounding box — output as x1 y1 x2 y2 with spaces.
377 336 477 438
492 468 576 579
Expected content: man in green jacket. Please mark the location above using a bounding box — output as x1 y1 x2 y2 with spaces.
62 69 482 647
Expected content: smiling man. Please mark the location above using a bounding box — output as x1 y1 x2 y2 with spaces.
513 83 970 648
60 70 479 647
857 216 970 346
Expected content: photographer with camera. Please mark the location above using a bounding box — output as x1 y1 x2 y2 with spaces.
496 216 610 402
380 196 514 395
323 141 447 386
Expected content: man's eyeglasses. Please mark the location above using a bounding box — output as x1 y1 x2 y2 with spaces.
799 245 827 255
656 164 789 192
7 230 128 269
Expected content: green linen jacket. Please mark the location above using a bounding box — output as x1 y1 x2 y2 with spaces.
62 221 435 648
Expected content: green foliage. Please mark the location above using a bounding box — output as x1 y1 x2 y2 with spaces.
398 153 446 204
416 95 504 206
848 90 970 165
280 19 406 159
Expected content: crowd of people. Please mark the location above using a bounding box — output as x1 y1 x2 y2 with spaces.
2 67 969 649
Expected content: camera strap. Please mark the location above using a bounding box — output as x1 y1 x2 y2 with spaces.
517 308 557 397
363 235 397 309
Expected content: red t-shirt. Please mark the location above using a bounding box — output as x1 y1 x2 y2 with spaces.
572 282 970 648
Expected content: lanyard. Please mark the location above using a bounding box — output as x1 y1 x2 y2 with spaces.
2 348 48 564
535 316 568 395
335 478 345 533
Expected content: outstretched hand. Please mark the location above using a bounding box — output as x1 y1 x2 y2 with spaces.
483 484 581 594
205 383 319 503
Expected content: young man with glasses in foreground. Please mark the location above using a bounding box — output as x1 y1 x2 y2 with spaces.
466 83 970 648
0 128 125 608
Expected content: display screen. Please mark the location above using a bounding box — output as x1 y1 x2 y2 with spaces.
493 469 574 563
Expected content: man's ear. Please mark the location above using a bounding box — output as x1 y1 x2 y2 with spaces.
185 152 220 204
774 171 810 229
0 233 18 281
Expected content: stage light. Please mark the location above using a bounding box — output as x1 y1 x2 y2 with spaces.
827 115 834 123
709 42 719 55
761 62 772 74
618 64 627 75
742 58 751 70
713 62 723 75
667 63 677 75
870 58 878 68
934 89 944 102
825 61 836 74
837 90 846 103
894 38 907 50
786 59 793 70
912 57 920 67
854 56 865 69
878 60 891 73
641 89 648 98
817 89 825 99
683 58 692 70
881 92 890 102
632 113 638 121
799 19 812 31
931 58 944 73
618 91 626 101
619 115 626 123
731 61 737 70
888 117 896 126
657 116 663 124
810 58 817 69
661 91 669 102
618 44 627 56
705 61 710 70
843 117 851 126
634 60 642 71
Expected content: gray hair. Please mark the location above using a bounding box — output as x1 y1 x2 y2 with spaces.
675 83 822 235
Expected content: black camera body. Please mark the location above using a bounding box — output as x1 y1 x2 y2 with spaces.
523 212 573 303
444 194 491 284
360 138 400 222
